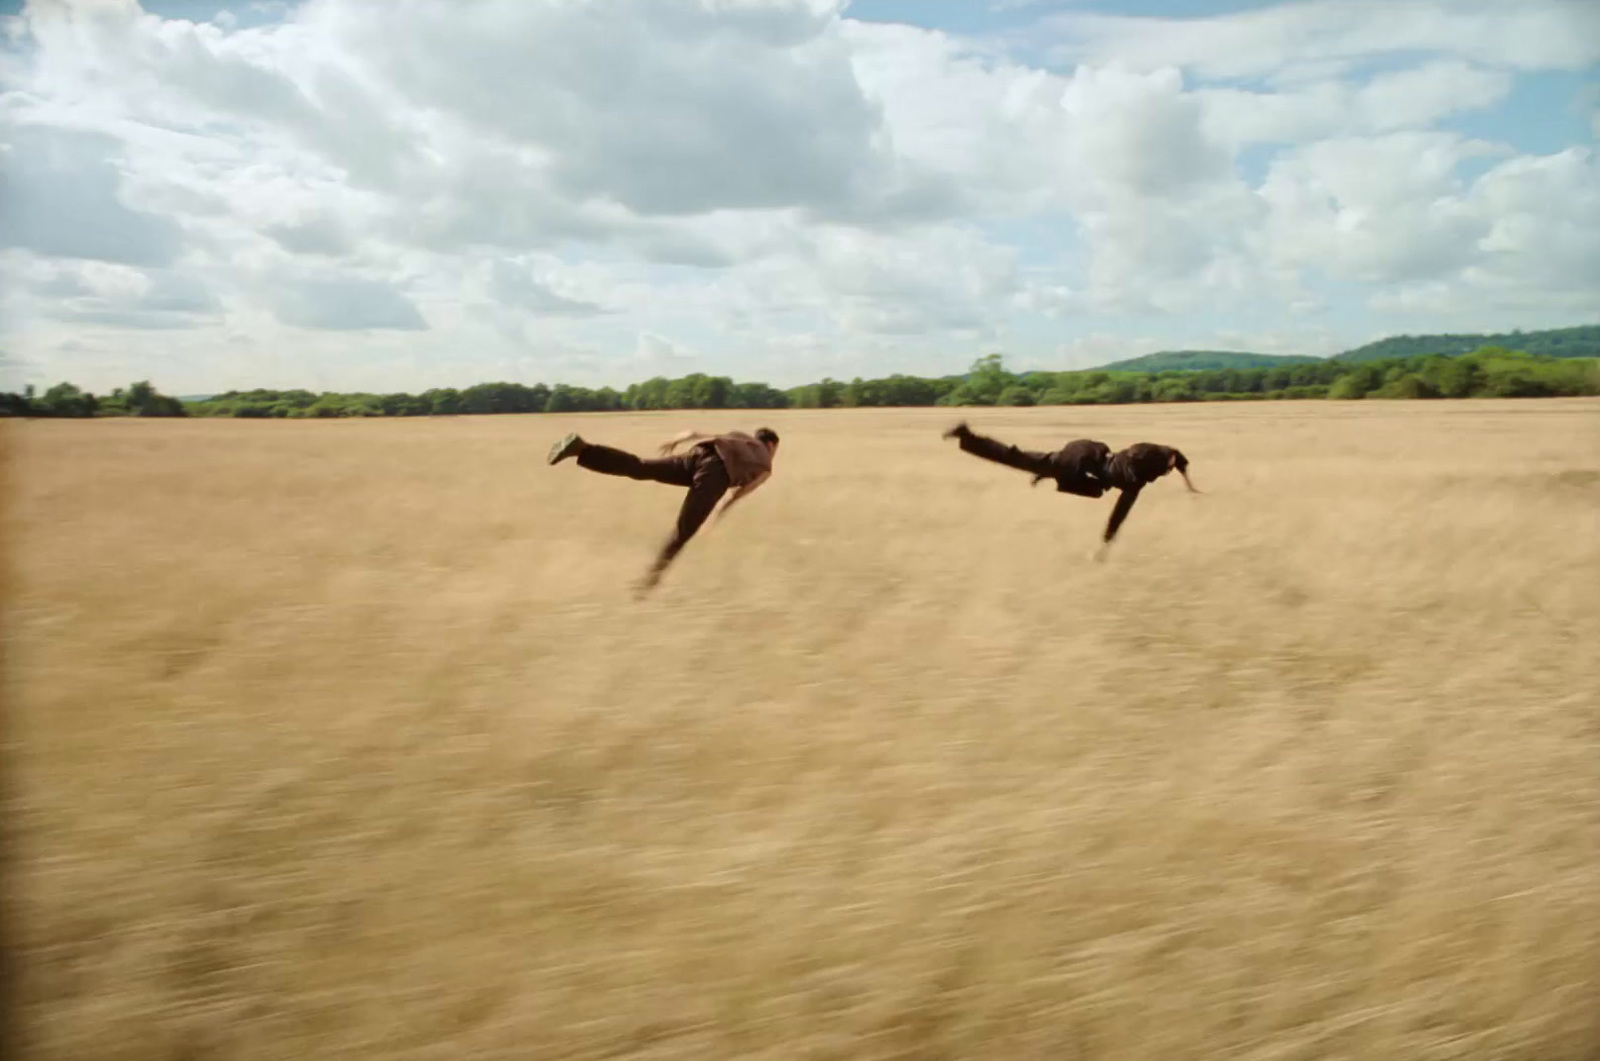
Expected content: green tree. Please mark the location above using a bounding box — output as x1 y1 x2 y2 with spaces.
0 390 34 416
37 382 98 417
1151 375 1199 402
689 374 732 409
626 377 671 410
731 381 787 409
304 395 349 417
121 380 186 416
788 378 844 408
423 388 461 415
1374 374 1435 399
1328 364 1382 400
946 353 1011 405
544 385 585 413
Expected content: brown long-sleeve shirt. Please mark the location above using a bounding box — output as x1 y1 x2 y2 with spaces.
707 431 774 488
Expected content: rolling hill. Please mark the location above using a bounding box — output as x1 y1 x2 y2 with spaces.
1097 326 1600 373
1332 324 1600 363
1098 350 1323 373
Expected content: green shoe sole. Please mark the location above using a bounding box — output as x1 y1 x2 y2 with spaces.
548 433 582 464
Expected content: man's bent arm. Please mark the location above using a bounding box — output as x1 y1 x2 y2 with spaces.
659 429 709 455
716 471 770 519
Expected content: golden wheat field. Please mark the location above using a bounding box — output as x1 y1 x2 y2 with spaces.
5 399 1600 1061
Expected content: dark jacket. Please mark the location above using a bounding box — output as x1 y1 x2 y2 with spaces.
1105 442 1188 491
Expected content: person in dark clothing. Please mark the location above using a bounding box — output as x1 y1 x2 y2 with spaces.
1098 440 1198 547
942 422 1197 550
548 426 779 595
942 422 1114 498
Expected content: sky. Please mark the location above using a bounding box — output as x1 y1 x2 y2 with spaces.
0 0 1596 394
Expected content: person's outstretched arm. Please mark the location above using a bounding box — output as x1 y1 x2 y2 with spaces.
1102 485 1142 544
715 470 770 521
658 429 710 455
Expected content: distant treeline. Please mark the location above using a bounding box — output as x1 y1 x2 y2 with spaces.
3 346 1596 420
0 380 185 418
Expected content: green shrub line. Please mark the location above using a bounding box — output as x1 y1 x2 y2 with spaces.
4 345 1596 419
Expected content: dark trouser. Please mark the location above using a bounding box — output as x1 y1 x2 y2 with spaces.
957 430 1106 498
577 443 730 578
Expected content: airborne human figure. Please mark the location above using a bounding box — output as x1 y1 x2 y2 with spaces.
941 422 1197 549
548 426 779 595
1098 438 1200 546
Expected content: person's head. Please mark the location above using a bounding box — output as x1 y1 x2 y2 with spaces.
756 427 780 454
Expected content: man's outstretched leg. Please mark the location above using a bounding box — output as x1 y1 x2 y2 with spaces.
549 433 696 486
941 422 1060 481
636 454 731 596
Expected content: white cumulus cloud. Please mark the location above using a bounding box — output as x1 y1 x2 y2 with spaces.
0 0 1595 393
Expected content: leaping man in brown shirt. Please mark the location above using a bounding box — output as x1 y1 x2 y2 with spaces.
548 426 780 595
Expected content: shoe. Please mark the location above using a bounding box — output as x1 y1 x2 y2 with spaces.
942 421 969 440
548 433 584 465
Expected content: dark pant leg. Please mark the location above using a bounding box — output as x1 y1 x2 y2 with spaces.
577 443 696 486
957 431 1059 478
646 452 731 581
1102 486 1142 543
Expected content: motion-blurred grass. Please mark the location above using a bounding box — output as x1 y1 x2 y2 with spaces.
7 400 1599 1060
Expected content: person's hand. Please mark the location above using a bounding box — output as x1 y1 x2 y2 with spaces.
658 429 701 456
633 569 662 599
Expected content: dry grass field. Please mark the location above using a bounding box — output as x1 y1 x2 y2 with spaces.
6 400 1600 1061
